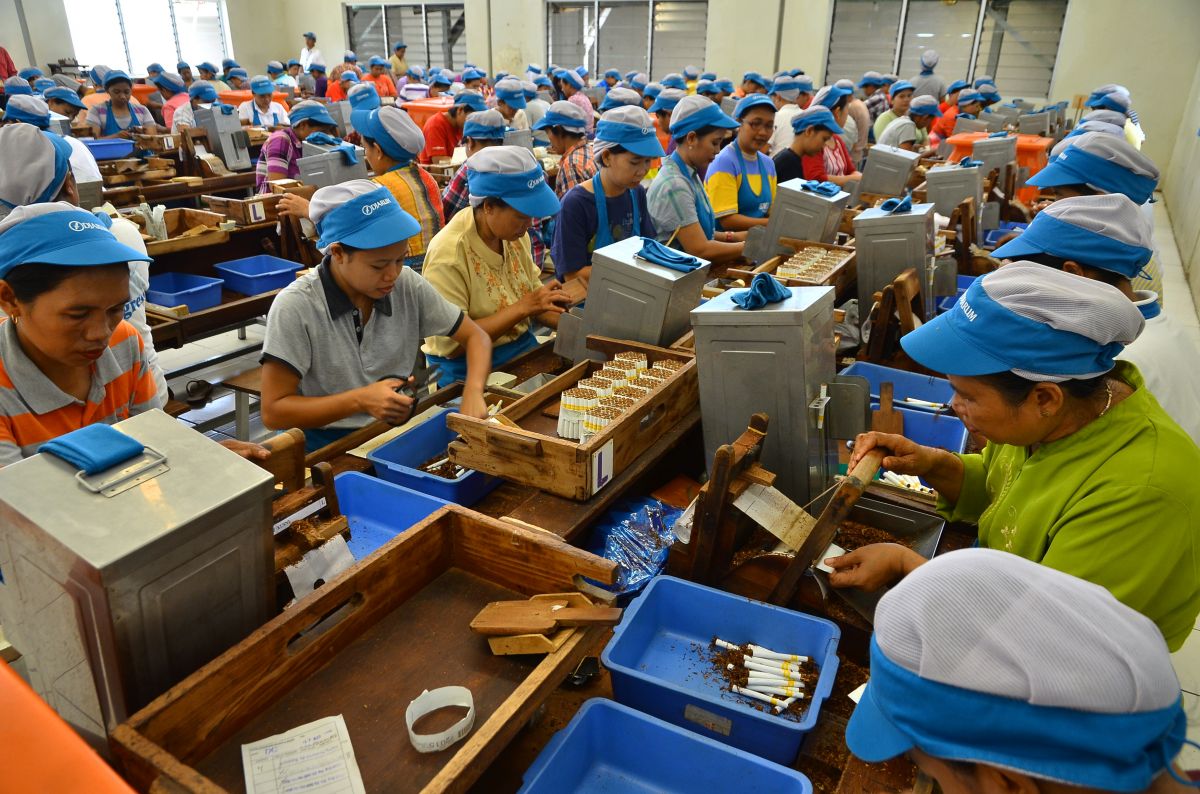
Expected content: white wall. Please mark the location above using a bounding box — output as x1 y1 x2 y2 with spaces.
1051 0 1200 172
277 0 348 65
778 0 834 86
2 0 75 72
225 0 288 74
1166 57 1200 295
486 0 545 77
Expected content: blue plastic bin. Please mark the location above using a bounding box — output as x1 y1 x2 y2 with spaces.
333 472 449 560
839 361 955 413
870 402 969 454
601 576 840 765
146 273 223 312
80 137 135 160
984 221 1028 248
367 408 501 505
214 255 299 296
936 274 977 314
520 699 812 794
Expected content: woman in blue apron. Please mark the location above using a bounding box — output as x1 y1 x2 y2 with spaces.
549 106 664 284
238 75 291 128
422 146 572 387
646 94 746 264
705 93 777 232
87 71 157 139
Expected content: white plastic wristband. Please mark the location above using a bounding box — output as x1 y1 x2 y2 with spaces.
405 686 476 753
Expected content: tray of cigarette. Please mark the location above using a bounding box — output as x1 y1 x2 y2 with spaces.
727 239 856 298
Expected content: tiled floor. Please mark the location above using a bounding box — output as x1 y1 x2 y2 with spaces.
1155 194 1200 769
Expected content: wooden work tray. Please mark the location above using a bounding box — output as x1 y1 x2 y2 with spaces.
131 208 229 255
110 505 617 793
202 193 284 225
446 337 697 501
134 133 181 153
728 237 857 297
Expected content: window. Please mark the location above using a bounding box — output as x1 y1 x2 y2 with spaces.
649 1 704 76
63 0 230 74
346 4 468 71
826 0 1067 100
546 0 702 78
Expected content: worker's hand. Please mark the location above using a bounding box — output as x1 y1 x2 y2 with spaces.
825 543 922 591
218 439 272 461
459 388 490 420
356 379 415 425
277 193 312 220
521 280 572 317
848 432 938 476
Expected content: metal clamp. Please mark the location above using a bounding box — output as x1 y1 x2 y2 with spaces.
75 444 169 496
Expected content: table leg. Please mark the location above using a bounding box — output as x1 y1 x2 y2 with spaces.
234 392 250 440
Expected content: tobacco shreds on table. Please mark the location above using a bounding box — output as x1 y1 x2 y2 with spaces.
418 450 460 480
705 638 819 721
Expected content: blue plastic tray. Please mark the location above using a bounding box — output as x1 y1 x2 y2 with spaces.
601 576 840 765
213 255 298 296
367 408 501 505
936 274 977 314
520 699 813 793
79 137 135 160
146 273 223 312
984 222 1029 248
333 472 449 560
869 402 969 454
840 361 955 412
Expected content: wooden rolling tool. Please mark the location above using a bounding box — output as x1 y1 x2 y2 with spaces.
768 448 886 607
872 382 904 435
470 597 622 636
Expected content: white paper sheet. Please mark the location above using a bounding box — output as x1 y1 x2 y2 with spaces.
733 483 816 551
284 534 355 600
242 714 367 794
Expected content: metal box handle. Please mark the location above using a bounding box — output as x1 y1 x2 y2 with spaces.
74 444 168 496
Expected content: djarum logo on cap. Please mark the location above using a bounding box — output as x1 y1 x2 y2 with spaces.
958 293 978 321
361 197 392 216
527 176 543 188
69 220 107 233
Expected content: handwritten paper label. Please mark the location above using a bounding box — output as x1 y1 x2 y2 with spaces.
242 714 366 794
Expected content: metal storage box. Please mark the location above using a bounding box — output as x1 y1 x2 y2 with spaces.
858 144 921 196
852 202 936 315
193 105 251 170
582 236 711 348
982 112 1008 132
504 128 534 149
324 100 353 136
720 96 738 116
744 178 850 263
971 134 1017 184
0 410 274 749
298 140 368 187
1018 111 1051 137
690 286 836 505
952 116 988 135
925 162 983 216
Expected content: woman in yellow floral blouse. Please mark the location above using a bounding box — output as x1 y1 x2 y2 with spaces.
422 146 573 385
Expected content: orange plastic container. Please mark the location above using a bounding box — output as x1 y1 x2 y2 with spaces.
945 131 1054 203
218 89 291 106
131 83 157 104
0 661 135 792
402 96 454 129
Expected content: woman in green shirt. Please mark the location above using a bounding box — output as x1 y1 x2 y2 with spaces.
828 262 1200 651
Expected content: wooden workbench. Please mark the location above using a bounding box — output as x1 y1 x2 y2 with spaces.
102 172 256 208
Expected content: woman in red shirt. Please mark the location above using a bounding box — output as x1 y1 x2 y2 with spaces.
801 85 861 186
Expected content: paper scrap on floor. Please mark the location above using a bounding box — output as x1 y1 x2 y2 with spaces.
242 714 366 794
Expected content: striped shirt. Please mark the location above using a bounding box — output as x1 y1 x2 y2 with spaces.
373 164 445 264
555 139 596 198
0 319 159 466
255 126 303 193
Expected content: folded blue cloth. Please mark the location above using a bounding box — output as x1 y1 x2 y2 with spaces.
636 237 702 272
217 103 235 116
332 142 359 164
800 180 841 197
880 193 912 214
305 131 344 147
731 272 790 310
40 424 145 475
959 157 984 168
988 131 1009 138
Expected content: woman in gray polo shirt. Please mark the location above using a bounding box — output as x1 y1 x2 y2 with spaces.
260 180 492 453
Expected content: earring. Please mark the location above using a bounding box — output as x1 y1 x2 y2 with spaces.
1040 409 1050 417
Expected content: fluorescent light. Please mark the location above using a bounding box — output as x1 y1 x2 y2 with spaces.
916 33 934 38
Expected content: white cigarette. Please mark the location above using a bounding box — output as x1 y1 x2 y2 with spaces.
744 658 802 678
773 697 798 714
746 675 804 690
903 397 946 409
743 656 801 672
714 638 742 652
748 685 804 698
748 644 808 664
731 685 787 707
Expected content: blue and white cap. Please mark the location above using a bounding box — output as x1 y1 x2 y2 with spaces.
0 125 72 207
575 65 589 77
4 77 34 97
957 89 984 106
1082 108 1128 127
973 74 994 88
629 72 649 91
858 71 886 88
661 73 687 90
993 194 1154 280
347 82 381 112
900 261 1144 381
196 62 217 75
249 75 275 95
919 49 938 69
0 202 151 277
888 80 915 96
267 60 285 74
977 83 1000 103
462 109 506 140
407 64 425 81
145 63 164 76
494 77 527 109
741 71 769 90
648 87 687 114
598 86 641 111
946 79 970 95
642 82 663 100
310 180 420 253
604 68 622 81
462 67 485 82
847 548 1189 791
791 105 844 135
18 67 43 81
695 79 719 97
430 71 451 87
102 70 133 89
1037 132 1159 205
701 71 716 81
453 90 488 113
289 100 338 128
715 79 734 94
339 71 360 83
343 51 357 62
364 56 385 69
909 94 942 117
1085 84 1132 114
733 93 775 119
32 78 55 94
533 75 553 90
683 65 700 80
2 94 51 128
356 106 424 165
177 61 191 72
521 81 537 100
465 145 560 218
227 68 249 81
531 100 587 132
593 105 665 158
188 81 218 102
668 94 739 139
558 68 584 90
769 75 801 100
222 58 239 70
812 83 851 109
43 86 87 111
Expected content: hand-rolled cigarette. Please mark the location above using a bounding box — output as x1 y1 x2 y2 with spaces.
748 685 804 698
746 675 804 690
744 658 802 678
731 685 788 708
773 697 798 714
748 644 808 664
902 397 947 409
714 638 742 652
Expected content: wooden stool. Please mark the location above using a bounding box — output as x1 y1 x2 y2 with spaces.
220 365 263 441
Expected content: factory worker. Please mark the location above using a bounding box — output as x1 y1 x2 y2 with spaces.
149 72 189 130
196 62 229 93
441 110 525 256
39 89 101 180
740 72 769 96
176 62 193 87
682 65 701 92
641 81 663 110
908 49 945 101
772 105 847 184
556 68 594 135
1086 84 1144 149
1 95 101 191
661 73 688 92
836 78 871 167
705 94 777 231
418 90 484 164
290 60 314 96
238 76 289 128
262 181 488 451
549 106 662 284
931 88 982 140
267 60 294 90
330 51 362 85
308 63 328 98
647 95 744 263
804 84 861 185
871 80 914 141
575 65 590 86
830 263 1200 652
695 79 719 100
0 126 164 399
939 78 969 112
766 75 811 156
992 194 1200 444
254 100 337 193
598 86 641 113
87 71 156 139
299 32 323 72
859 71 890 123
324 69 358 102
360 57 397 99
534 74 555 102
170 81 218 132
459 67 485 92
220 58 239 81
877 93 940 154
493 77 530 130
649 87 688 157
17 67 42 81
422 147 570 385
0 203 267 464
534 100 594 198
602 68 621 90
225 67 249 91
425 70 450 99
141 64 167 124
976 82 1002 112
847 548 1200 794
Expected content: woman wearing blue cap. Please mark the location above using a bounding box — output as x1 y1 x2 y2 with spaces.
254 100 337 193
831 263 1200 652
740 72 769 96
878 93 940 155
238 76 290 128
225 68 249 91
261 180 490 452
86 71 157 139
532 100 594 198
647 95 745 263
550 106 663 284
773 105 849 184
422 147 572 386
557 68 594 135
169 81 218 133
871 80 914 141
704 94 777 231
847 548 1200 794
439 108 506 220
362 56 398 99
